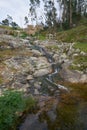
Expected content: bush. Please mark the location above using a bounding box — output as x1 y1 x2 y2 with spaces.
0 90 36 130
20 32 28 38
0 90 25 130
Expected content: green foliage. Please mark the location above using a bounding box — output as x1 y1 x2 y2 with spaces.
0 90 25 130
56 25 87 43
46 45 59 51
38 34 46 40
20 31 28 39
1 19 9 26
74 42 87 52
0 90 36 130
0 76 3 84
74 55 87 63
24 95 36 112
0 25 13 30
57 104 78 130
69 54 87 71
11 22 19 29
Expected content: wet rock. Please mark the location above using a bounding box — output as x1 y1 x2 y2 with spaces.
19 114 48 130
26 75 34 80
33 68 51 77
0 34 87 94
58 84 68 91
80 51 86 56
34 57 51 70
47 110 56 122
59 63 87 83
34 82 41 89
34 89 40 95
72 53 79 58
31 50 42 57
53 54 59 61
80 74 87 83
75 48 81 53
21 39 29 45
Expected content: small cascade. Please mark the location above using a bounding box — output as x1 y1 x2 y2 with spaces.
29 44 68 93
18 43 69 130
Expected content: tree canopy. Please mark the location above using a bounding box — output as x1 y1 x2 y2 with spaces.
28 0 87 29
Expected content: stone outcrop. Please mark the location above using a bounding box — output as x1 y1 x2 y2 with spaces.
59 63 87 83
0 33 87 95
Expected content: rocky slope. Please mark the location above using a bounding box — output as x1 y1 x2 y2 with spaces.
0 33 87 95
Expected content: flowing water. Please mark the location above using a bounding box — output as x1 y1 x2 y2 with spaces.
18 44 87 130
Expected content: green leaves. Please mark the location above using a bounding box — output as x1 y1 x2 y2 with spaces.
0 90 36 130
0 90 25 130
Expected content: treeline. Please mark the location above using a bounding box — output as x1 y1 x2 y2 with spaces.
27 0 87 30
0 15 19 29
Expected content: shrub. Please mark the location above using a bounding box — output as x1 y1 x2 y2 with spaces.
20 32 28 38
0 90 25 130
0 90 37 130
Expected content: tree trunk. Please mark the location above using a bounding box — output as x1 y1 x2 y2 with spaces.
62 0 66 22
69 0 73 28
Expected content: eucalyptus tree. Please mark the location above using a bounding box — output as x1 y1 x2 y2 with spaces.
43 0 57 28
1 15 13 26
77 0 87 16
1 19 9 26
29 0 40 25
28 0 87 30
24 16 29 25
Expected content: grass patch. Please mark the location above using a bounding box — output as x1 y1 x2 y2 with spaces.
74 42 87 52
0 90 36 130
69 54 87 71
0 25 13 30
0 75 3 84
38 34 46 40
46 45 59 51
73 55 87 64
20 31 29 39
56 25 87 43
56 82 87 130
0 48 33 60
0 49 17 59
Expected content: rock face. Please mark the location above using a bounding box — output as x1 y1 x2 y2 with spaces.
33 40 87 83
33 68 51 77
0 32 87 95
59 63 87 83
0 34 52 95
19 114 48 130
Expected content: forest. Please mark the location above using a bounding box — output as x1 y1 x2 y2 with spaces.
27 0 87 29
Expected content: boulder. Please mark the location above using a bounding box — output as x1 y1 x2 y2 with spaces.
33 68 51 77
31 50 42 57
80 74 87 83
26 75 34 80
59 63 87 83
34 89 39 95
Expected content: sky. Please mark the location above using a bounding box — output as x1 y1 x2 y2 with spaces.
0 0 29 27
0 0 61 28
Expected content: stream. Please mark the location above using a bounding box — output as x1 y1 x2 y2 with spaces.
18 44 87 130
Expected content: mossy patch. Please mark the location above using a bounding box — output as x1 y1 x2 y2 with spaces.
70 55 87 71
38 34 46 40
55 82 87 130
0 48 33 60
0 75 3 84
46 45 59 51
62 82 87 101
74 42 87 53
56 25 87 43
